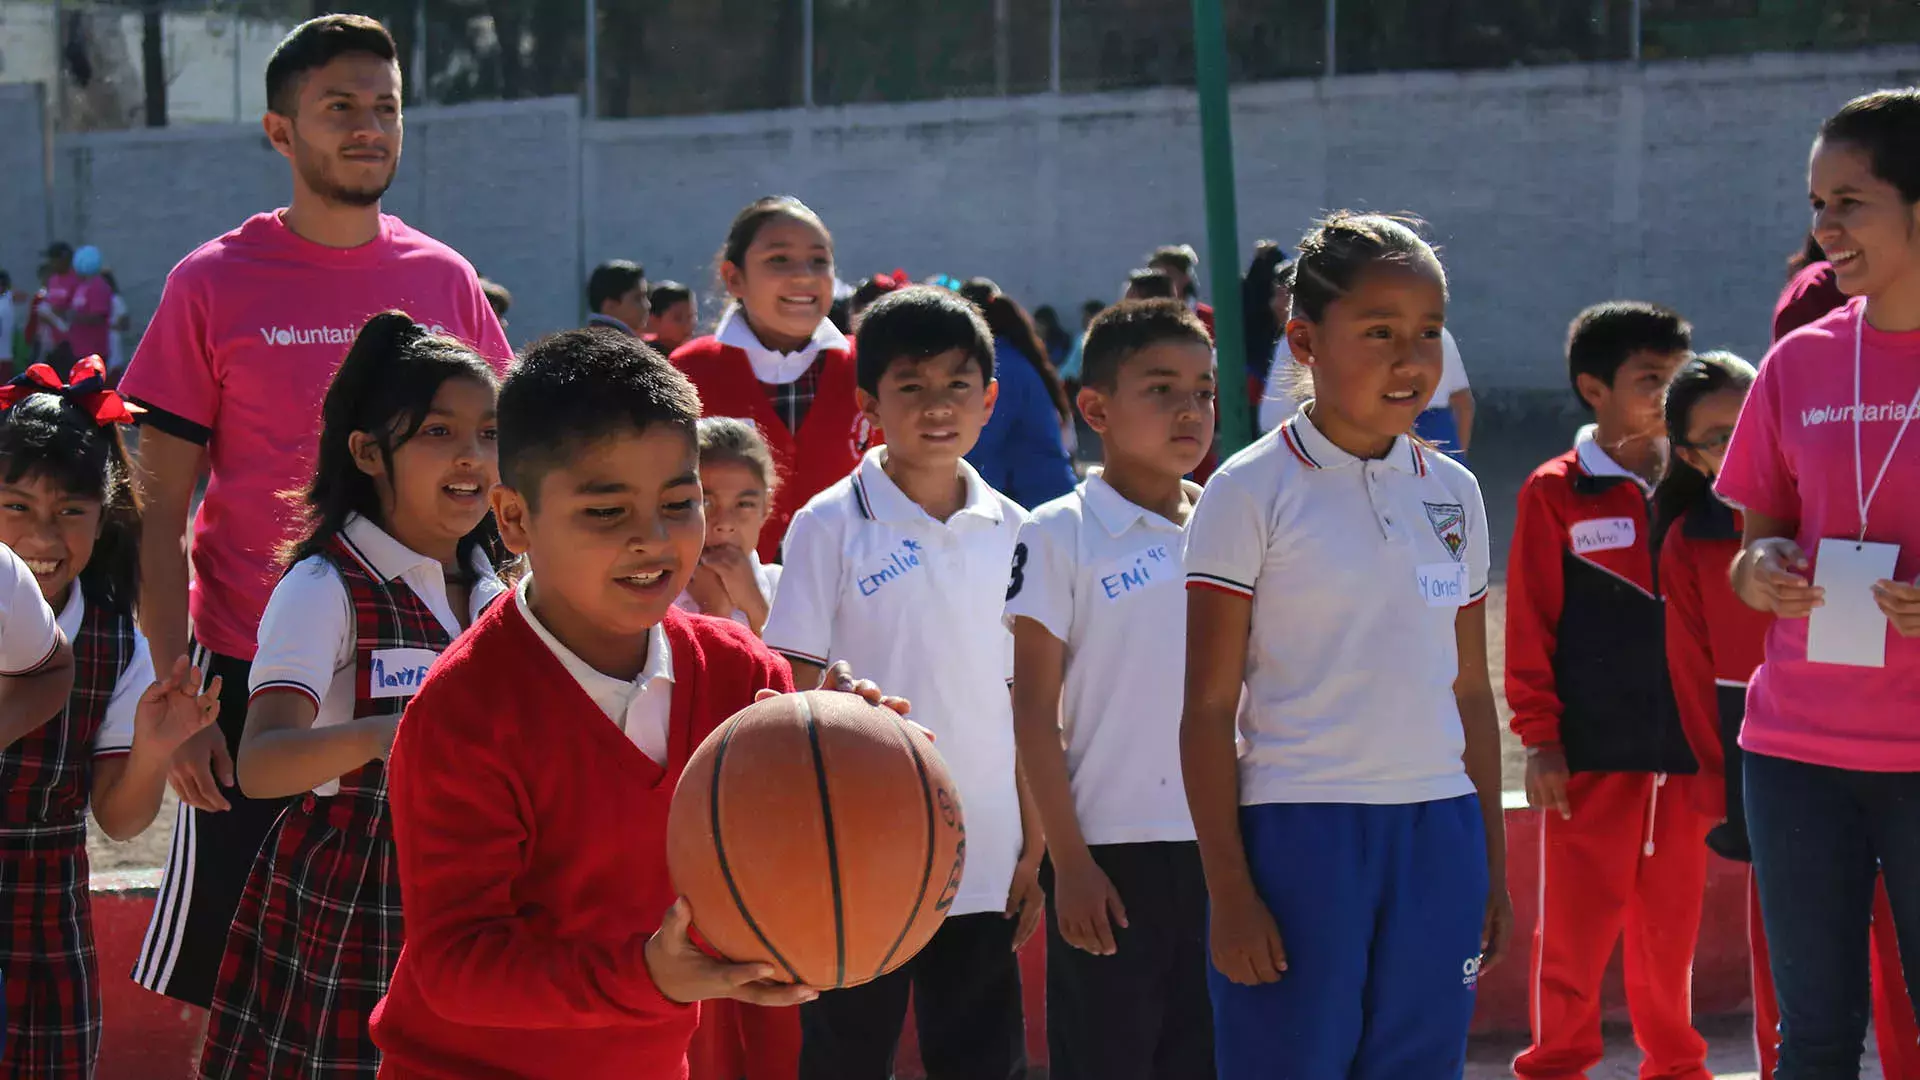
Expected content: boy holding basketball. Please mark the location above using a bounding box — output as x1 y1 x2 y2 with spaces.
766 286 1041 1080
1006 299 1217 1080
371 331 828 1079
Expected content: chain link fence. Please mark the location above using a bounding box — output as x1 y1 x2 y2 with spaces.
8 0 1918 129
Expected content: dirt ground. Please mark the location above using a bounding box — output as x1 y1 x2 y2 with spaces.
83 415 1570 875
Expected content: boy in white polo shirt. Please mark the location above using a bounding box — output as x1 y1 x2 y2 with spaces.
766 286 1040 1080
1007 299 1217 1080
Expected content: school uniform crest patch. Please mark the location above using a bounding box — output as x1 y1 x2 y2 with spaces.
1424 502 1467 562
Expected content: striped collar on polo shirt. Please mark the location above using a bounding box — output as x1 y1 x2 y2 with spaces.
851 447 1006 527
1277 406 1427 477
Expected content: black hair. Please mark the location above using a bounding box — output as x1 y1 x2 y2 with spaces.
498 329 701 504
1565 301 1693 409
1241 240 1289 382
587 260 646 315
480 278 512 320
285 312 502 570
1079 299 1105 320
1148 244 1200 298
0 270 11 292
697 416 779 497
854 286 996 396
0 389 140 613
1124 269 1176 301
1080 299 1214 391
1819 89 1920 203
1650 350 1757 555
265 14 397 118
1290 211 1447 323
850 277 894 316
649 281 693 316
716 196 831 286
960 278 1071 424
1032 305 1070 358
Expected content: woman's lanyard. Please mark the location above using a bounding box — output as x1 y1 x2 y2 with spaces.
1853 302 1920 542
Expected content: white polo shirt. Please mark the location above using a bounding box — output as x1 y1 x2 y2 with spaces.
0 543 60 674
250 514 507 795
517 574 675 765
1184 406 1488 807
1004 470 1200 846
766 447 1028 917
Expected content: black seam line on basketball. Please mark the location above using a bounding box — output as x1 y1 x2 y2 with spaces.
802 695 848 989
709 717 803 985
871 711 938 982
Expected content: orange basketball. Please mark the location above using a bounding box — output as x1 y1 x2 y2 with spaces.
667 690 966 990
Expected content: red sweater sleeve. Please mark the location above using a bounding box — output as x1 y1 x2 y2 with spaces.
1661 526 1724 786
386 678 684 1030
1504 471 1566 748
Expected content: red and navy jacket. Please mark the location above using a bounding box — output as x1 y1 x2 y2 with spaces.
1660 496 1767 820
671 337 879 564
1505 447 1695 774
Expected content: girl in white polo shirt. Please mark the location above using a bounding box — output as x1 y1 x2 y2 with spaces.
199 314 506 1079
1182 213 1512 1078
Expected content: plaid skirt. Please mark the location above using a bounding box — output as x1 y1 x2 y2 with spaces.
0 819 99 1080
200 776 399 1080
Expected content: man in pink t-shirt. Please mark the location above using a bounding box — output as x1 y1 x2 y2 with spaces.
63 257 113 363
120 13 510 1009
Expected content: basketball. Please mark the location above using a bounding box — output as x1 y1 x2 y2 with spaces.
667 690 966 990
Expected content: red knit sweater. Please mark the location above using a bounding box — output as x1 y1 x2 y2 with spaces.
670 337 878 563
1660 501 1767 818
371 603 795 1079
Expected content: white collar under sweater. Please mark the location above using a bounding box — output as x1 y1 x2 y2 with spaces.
715 306 849 386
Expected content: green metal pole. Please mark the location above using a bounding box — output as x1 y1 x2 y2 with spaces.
1191 0 1250 457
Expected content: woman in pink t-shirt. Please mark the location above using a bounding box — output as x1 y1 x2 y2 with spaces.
1718 89 1920 1077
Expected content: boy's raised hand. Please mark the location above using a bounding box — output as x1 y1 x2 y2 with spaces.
136 656 221 759
644 898 819 1007
753 661 916 724
685 564 734 619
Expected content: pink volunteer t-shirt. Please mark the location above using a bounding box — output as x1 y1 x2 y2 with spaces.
64 276 113 362
43 270 80 347
119 210 512 661
1716 296 1920 771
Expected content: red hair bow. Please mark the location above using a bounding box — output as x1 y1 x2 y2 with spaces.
872 268 911 292
0 356 141 427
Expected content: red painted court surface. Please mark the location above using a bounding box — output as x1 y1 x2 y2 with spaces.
89 803 1763 1079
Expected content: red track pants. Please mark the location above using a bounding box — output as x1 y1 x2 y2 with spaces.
1515 772 1714 1080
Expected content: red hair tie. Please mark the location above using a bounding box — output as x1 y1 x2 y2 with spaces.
0 356 141 427
872 268 911 292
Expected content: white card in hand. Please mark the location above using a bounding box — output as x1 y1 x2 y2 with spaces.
1807 538 1901 668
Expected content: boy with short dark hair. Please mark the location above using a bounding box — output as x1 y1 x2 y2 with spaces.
1008 299 1217 1079
1507 301 1712 1080
370 330 817 1079
587 260 649 337
767 286 1040 1080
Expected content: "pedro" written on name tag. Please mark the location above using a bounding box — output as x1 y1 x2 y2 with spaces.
368 647 441 699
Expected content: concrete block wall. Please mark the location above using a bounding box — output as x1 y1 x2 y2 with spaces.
1 49 1916 387
0 82 49 286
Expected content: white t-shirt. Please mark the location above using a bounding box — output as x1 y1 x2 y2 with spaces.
0 543 61 674
516 574 674 765
107 293 128 372
57 581 150 757
766 448 1028 917
1258 328 1469 434
249 515 507 795
1183 406 1488 806
1004 470 1200 845
672 553 783 628
0 295 15 363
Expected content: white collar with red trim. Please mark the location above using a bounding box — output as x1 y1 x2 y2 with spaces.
1277 405 1429 476
1573 424 1663 494
715 306 849 386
